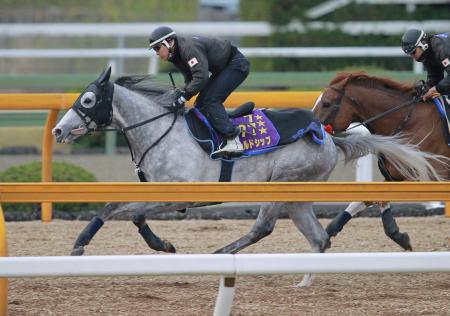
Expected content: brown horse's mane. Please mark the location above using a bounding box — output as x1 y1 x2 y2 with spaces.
330 71 415 96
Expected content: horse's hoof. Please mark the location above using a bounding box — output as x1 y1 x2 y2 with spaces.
392 232 413 251
319 237 332 253
400 232 413 251
163 240 176 253
71 247 85 256
296 274 315 287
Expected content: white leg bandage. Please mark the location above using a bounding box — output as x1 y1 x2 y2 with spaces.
380 202 391 213
344 201 367 217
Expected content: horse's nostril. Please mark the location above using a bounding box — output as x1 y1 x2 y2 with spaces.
52 128 61 136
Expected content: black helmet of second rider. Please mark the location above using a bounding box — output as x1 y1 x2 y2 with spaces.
148 26 177 60
401 29 430 61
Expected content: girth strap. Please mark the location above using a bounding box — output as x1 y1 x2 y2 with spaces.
219 160 235 182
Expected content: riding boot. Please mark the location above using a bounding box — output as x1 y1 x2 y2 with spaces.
326 211 352 237
211 134 244 158
381 208 412 251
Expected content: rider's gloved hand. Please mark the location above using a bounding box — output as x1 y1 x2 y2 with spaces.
414 80 429 98
172 91 187 110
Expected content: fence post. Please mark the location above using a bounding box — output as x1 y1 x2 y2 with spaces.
213 276 235 316
148 54 159 75
0 205 8 316
41 109 58 222
348 123 373 182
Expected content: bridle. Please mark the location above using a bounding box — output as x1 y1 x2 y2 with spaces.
324 81 419 135
324 79 362 128
72 82 114 133
72 84 181 182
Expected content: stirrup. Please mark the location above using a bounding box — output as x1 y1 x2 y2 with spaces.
211 149 243 159
211 142 243 159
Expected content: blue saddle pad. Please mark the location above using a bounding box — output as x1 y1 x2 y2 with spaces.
185 106 326 159
433 96 450 146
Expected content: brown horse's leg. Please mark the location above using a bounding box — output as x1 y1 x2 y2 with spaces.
326 201 368 238
380 203 413 251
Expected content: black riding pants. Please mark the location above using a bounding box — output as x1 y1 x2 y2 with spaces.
195 50 250 138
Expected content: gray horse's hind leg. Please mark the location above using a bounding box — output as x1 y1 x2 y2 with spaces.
287 202 330 287
288 203 330 253
381 205 412 251
214 202 281 254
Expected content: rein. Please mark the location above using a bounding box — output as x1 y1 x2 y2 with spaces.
327 84 419 134
345 97 419 133
98 108 180 181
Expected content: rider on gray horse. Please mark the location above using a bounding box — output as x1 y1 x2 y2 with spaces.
401 28 450 100
148 26 250 157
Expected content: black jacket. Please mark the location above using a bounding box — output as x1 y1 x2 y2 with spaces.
422 33 450 95
170 36 237 100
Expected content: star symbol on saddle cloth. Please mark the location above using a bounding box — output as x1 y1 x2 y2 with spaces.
257 120 265 127
259 127 267 134
255 114 263 120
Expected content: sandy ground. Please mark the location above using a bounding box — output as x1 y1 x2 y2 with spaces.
4 217 450 316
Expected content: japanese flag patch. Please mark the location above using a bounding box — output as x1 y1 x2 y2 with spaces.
442 58 450 67
188 57 199 68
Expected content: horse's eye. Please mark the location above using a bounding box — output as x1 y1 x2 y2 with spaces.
322 102 332 108
81 92 96 109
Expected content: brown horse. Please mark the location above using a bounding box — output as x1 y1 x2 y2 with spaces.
313 71 450 251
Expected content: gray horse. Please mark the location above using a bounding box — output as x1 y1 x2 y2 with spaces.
52 67 445 285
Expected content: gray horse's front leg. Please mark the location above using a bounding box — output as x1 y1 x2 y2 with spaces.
214 203 280 254
132 212 176 253
71 202 128 256
132 202 210 253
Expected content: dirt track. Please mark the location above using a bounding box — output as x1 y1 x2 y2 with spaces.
5 217 450 316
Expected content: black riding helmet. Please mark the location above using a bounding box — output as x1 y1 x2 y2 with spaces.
148 26 176 50
401 29 429 55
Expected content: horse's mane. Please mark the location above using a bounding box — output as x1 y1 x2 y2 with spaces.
114 75 176 104
331 71 415 97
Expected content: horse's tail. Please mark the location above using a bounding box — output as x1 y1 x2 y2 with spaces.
332 133 449 181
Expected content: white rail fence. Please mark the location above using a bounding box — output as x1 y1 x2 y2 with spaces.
1 252 449 316
0 46 424 75
1 21 449 37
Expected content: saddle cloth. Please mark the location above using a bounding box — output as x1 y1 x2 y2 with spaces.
185 102 326 159
433 95 450 146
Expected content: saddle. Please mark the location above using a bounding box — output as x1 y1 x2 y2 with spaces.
433 95 450 146
185 102 326 160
